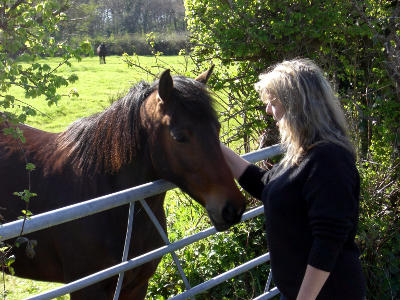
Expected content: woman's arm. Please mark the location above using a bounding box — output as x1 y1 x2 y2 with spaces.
296 265 330 300
220 143 250 179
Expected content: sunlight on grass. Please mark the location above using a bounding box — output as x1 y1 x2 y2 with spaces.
0 275 68 300
9 55 188 132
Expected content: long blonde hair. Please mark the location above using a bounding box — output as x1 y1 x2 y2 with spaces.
255 58 354 167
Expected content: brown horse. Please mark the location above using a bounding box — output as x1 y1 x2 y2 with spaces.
0 68 246 299
97 43 107 64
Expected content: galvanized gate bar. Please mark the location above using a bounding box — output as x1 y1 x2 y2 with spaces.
265 269 273 292
0 180 175 242
252 287 280 300
0 144 282 242
169 253 271 300
113 201 135 300
2 145 284 299
25 206 265 300
241 144 283 163
139 199 192 292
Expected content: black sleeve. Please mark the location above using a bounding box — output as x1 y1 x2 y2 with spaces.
238 164 269 200
302 145 359 272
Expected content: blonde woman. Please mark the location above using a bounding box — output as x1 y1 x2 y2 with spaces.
221 59 366 300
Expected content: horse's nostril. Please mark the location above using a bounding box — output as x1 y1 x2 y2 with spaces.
222 203 240 224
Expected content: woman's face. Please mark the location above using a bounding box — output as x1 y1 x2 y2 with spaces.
264 96 285 123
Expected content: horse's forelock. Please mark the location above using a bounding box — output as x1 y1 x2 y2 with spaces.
169 76 218 125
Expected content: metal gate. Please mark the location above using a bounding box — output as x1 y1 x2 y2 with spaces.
0 144 283 300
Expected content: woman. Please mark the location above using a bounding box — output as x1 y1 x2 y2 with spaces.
221 59 366 300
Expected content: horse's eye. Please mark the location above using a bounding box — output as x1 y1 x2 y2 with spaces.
170 129 188 143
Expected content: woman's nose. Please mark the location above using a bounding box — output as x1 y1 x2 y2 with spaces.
265 103 273 115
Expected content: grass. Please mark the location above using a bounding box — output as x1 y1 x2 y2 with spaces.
8 55 188 132
0 276 67 300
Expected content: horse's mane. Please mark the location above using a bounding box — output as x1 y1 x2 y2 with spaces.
56 76 218 176
56 81 155 175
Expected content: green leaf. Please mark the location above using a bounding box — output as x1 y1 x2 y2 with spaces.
5 255 15 267
26 163 36 171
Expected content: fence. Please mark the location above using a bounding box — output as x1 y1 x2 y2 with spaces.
0 144 283 300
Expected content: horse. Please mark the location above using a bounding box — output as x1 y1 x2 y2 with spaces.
97 43 107 64
0 68 246 299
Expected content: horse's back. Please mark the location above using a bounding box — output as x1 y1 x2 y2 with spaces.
0 124 58 220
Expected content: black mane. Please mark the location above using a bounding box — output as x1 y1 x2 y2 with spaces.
56 81 155 175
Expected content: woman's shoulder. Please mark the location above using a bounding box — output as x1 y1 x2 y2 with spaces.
299 141 357 179
300 142 360 198
306 141 355 162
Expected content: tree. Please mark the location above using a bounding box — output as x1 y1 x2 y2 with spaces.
56 0 102 38
0 0 91 278
0 0 91 132
58 0 187 38
184 0 400 298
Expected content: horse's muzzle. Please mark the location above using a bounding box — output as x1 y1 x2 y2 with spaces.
222 203 243 224
208 203 245 232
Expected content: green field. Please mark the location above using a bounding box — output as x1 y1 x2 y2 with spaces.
8 55 188 132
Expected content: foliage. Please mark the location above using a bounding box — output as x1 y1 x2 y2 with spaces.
0 0 90 296
0 0 91 128
184 0 400 298
68 32 189 56
185 0 399 148
58 0 187 40
357 147 400 298
148 197 271 299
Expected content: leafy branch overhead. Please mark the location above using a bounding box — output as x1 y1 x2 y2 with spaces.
0 0 91 127
0 0 91 285
185 0 400 150
184 1 400 298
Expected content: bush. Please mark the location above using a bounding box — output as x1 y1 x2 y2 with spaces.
147 211 272 299
69 32 189 56
357 148 400 299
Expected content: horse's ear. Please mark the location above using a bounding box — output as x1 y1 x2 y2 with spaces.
158 69 173 103
195 65 215 84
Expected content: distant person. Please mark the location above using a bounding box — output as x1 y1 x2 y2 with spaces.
97 43 107 64
221 58 366 300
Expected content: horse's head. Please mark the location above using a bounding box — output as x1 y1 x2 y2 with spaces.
141 68 246 231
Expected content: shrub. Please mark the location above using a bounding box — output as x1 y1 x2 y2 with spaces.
69 32 188 56
147 211 272 299
357 148 400 299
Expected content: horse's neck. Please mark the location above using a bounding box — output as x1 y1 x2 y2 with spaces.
107 150 157 190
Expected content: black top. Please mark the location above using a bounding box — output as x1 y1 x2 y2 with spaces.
239 143 366 300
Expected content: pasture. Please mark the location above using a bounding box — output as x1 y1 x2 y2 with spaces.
8 55 187 132
1 55 269 300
